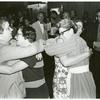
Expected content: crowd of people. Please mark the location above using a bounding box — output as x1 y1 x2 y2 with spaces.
0 7 100 98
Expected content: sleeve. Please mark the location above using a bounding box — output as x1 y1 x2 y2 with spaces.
79 37 89 53
0 42 38 63
20 55 38 68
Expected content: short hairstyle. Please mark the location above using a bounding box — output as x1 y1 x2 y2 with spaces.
63 11 70 18
22 26 36 43
37 11 45 18
96 9 100 14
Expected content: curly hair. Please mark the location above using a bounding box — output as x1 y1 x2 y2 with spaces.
22 26 36 43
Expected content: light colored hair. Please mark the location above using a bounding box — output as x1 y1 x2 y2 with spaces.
0 18 8 34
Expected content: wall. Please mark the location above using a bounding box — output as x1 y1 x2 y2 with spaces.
48 2 100 19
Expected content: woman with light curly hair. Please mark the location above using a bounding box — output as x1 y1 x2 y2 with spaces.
45 19 96 98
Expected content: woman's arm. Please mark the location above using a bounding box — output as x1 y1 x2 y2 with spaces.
0 39 45 63
0 61 28 74
60 52 90 67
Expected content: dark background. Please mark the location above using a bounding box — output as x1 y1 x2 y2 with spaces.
0 2 100 20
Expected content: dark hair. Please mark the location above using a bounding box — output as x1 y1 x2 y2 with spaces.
22 26 36 43
50 10 58 16
96 9 100 14
38 11 45 15
37 11 45 19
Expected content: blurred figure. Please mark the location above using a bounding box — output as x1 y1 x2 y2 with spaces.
62 11 70 20
31 11 48 40
48 9 61 38
31 11 51 97
90 9 100 98
70 9 77 21
23 18 31 27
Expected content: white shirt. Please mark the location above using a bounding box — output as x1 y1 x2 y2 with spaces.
38 21 44 35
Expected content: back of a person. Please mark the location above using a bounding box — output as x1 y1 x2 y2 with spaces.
67 35 96 98
69 35 89 68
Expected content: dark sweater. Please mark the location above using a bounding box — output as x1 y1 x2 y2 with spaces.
20 55 44 82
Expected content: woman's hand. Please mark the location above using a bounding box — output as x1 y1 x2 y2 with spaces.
37 39 46 53
89 48 93 55
36 53 42 60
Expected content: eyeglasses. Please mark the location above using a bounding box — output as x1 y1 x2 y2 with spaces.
59 28 70 35
96 15 100 18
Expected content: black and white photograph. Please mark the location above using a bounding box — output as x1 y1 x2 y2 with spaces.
0 0 99 99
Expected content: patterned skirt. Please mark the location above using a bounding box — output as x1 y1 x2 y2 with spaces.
53 65 96 98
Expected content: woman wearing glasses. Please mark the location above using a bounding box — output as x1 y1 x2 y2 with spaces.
45 19 96 98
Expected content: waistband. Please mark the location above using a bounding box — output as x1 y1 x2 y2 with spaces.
66 64 89 97
68 65 89 74
25 78 45 88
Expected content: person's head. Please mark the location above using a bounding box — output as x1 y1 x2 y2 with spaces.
63 12 70 20
75 20 83 36
16 26 36 46
58 19 77 39
24 18 30 27
0 18 13 43
96 9 100 23
50 10 58 19
70 9 77 20
18 11 23 18
70 9 76 16
37 11 45 23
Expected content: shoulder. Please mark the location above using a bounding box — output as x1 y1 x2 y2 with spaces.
74 35 87 45
31 21 38 27
32 21 38 25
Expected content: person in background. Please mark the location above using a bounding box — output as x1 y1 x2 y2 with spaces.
62 11 71 20
23 18 31 27
70 9 77 21
45 9 61 98
31 11 53 97
48 9 61 38
31 11 48 40
89 9 100 98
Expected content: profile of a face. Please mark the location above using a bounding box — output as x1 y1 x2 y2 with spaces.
97 12 100 23
0 21 13 43
16 29 31 47
63 12 70 19
59 27 74 39
37 13 44 22
58 19 74 39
